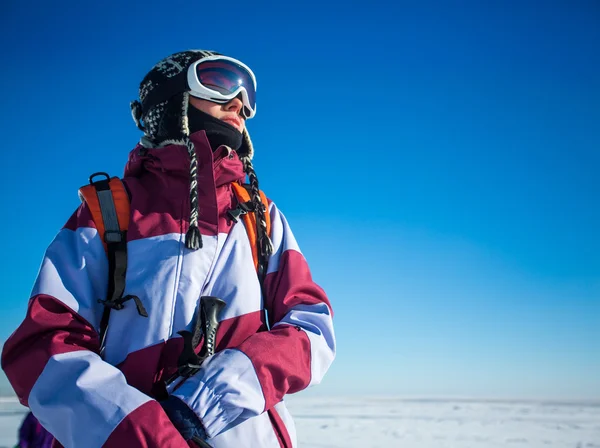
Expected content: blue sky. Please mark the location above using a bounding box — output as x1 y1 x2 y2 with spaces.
0 0 598 400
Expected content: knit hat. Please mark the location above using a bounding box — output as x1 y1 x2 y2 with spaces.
131 50 254 158
130 50 269 258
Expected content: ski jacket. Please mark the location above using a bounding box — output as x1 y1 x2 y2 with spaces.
2 131 336 448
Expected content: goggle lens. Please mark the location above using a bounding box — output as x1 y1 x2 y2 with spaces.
195 60 256 112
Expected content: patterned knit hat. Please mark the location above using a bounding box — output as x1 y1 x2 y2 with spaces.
130 50 267 256
131 50 254 159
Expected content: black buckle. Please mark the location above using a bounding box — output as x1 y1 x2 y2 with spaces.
227 201 254 223
104 230 125 244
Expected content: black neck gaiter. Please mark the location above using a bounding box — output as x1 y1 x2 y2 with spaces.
187 106 243 151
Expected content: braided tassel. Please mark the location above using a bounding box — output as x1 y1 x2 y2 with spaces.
181 93 203 250
185 136 203 250
241 156 274 257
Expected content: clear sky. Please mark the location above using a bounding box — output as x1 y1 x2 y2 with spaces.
0 0 598 400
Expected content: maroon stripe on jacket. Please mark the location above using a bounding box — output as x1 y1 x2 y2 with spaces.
263 250 332 325
117 342 168 398
65 177 238 246
1 295 99 406
121 175 220 241
268 407 294 448
116 311 267 398
103 400 188 448
67 139 248 242
63 203 95 231
120 176 241 241
238 325 312 411
216 309 267 350
120 137 246 242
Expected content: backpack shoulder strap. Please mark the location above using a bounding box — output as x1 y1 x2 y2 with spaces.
229 182 271 274
78 172 146 351
78 172 130 252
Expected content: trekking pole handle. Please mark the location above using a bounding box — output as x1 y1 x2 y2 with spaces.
198 296 227 362
165 296 226 387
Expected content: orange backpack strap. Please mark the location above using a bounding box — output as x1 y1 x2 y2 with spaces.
78 173 130 253
229 183 271 275
78 172 146 352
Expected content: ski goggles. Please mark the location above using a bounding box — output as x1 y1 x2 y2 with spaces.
187 55 257 119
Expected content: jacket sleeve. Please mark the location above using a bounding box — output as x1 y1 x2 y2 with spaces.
1 204 188 448
170 201 336 438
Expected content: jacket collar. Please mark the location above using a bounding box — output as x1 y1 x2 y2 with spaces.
123 130 245 188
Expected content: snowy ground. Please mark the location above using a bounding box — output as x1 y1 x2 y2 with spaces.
286 396 600 448
0 398 26 448
1 396 599 447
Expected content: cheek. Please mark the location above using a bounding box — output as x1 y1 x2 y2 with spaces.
189 98 221 118
201 105 223 120
211 105 227 118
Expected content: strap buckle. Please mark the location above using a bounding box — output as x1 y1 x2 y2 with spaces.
227 201 254 223
104 230 125 244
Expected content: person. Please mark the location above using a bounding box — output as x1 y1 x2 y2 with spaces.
16 412 53 448
1 50 335 447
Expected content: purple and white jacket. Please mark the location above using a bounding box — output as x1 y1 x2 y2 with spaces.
2 131 335 448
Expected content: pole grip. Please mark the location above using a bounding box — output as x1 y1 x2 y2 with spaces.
198 296 227 359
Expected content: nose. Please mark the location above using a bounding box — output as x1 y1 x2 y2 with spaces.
224 96 243 115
